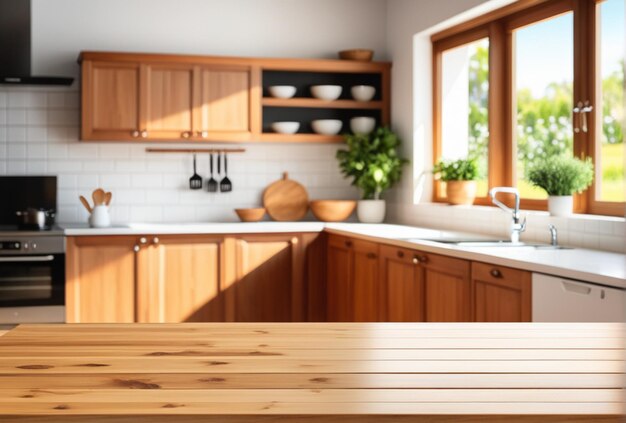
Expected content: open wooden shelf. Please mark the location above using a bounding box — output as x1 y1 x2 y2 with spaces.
259 133 344 143
262 97 383 110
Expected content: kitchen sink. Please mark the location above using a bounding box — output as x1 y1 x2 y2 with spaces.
403 238 572 249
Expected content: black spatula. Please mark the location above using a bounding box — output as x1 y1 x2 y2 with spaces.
189 154 202 190
207 153 218 193
220 152 232 192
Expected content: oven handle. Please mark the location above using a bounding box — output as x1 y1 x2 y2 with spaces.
0 255 55 263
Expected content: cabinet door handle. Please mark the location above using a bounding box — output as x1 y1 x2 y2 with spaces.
131 130 140 138
133 245 140 252
417 255 428 264
140 130 148 138
412 256 419 265
367 252 377 259
153 237 159 244
345 240 353 248
397 250 404 258
197 131 208 138
139 237 147 244
182 131 192 139
490 268 502 278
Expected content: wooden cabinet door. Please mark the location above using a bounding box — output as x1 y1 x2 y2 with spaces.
194 66 253 140
136 235 223 323
422 252 471 322
351 238 380 322
379 245 425 322
327 234 353 322
143 63 194 139
472 262 531 322
81 61 141 140
228 234 301 322
65 236 137 323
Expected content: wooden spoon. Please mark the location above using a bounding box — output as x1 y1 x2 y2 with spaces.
92 188 105 206
79 196 92 213
104 192 112 206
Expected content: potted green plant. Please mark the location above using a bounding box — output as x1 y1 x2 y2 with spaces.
433 158 479 205
337 127 408 223
526 155 594 216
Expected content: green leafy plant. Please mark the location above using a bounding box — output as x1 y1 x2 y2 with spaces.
527 155 594 196
433 158 479 182
336 127 409 200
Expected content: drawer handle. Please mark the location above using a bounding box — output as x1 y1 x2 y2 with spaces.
397 250 404 258
133 245 140 253
490 269 502 278
345 240 353 248
412 256 419 265
413 255 427 264
561 281 591 295
367 252 377 259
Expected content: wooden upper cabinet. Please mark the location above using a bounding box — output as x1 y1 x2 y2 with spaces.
194 66 253 140
227 234 301 322
379 245 425 322
422 252 471 322
472 262 531 322
136 235 223 323
65 236 137 323
144 64 194 140
81 61 141 140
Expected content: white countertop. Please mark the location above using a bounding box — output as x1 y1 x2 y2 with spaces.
61 221 626 289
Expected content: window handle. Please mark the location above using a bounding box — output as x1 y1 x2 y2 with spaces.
580 101 593 133
573 101 593 133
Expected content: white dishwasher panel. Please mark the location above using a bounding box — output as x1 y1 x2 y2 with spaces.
532 273 626 322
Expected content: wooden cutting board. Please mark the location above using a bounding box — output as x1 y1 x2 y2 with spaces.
263 172 308 221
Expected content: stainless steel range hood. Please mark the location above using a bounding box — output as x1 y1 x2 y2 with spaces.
0 0 74 86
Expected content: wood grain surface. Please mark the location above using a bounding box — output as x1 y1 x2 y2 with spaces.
262 172 309 221
0 323 624 422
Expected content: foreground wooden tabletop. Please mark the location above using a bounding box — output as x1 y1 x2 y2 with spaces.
0 323 624 422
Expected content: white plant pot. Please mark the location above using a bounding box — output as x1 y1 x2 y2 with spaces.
548 195 573 216
357 199 386 223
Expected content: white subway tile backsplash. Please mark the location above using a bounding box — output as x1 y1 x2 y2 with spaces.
76 174 100 189
68 144 99 159
99 144 130 159
27 126 48 142
7 110 26 125
7 126 26 142
47 93 66 109
27 143 47 159
132 174 163 188
47 144 68 159
7 92 27 108
7 143 26 159
26 110 47 125
47 160 83 172
0 109 5 125
101 174 132 188
130 206 162 222
6 160 26 174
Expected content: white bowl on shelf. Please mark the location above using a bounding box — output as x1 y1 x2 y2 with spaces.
311 119 343 135
271 121 300 134
350 117 376 135
268 85 297 99
351 85 376 102
310 85 342 101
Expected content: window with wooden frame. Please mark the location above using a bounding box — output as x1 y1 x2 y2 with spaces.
432 0 625 217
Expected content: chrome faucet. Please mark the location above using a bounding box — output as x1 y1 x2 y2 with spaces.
548 224 558 247
489 187 527 243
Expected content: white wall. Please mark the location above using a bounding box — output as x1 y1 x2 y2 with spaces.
0 0 388 224
385 0 626 253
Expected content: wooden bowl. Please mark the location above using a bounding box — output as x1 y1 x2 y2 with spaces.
338 49 374 62
309 200 356 222
235 208 266 222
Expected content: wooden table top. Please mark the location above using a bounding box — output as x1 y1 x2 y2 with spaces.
0 323 624 422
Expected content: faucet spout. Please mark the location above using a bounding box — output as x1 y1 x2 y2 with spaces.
489 187 526 243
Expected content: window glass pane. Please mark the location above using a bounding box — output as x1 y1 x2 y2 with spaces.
597 0 625 202
441 38 489 197
514 13 574 199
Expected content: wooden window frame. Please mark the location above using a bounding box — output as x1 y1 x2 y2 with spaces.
432 0 626 217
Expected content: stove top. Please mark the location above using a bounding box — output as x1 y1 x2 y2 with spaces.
0 225 64 237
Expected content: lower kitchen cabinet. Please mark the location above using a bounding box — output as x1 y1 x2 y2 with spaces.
136 235 223 323
379 245 425 322
66 236 137 323
327 234 379 322
423 252 472 322
472 261 532 322
228 234 302 322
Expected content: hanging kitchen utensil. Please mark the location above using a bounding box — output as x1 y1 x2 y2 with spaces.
189 154 202 190
207 153 218 193
263 172 309 221
220 152 232 192
79 195 92 213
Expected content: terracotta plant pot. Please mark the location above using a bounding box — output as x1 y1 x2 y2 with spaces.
445 180 477 205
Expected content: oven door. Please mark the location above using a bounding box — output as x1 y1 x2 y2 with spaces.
0 253 65 323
